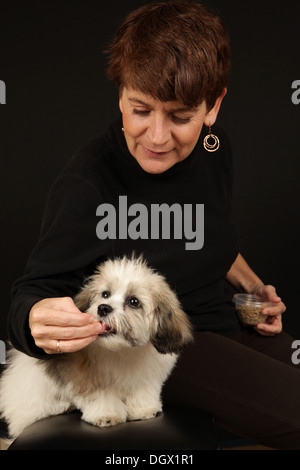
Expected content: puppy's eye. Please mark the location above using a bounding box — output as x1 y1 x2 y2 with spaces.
102 291 110 299
127 297 141 309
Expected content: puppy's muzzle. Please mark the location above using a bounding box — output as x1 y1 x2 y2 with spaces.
97 304 116 335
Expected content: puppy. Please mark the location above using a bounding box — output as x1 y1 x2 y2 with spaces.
0 256 193 438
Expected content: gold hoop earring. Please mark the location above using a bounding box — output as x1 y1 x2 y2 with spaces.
203 125 220 152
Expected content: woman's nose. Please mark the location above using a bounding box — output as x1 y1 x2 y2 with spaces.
148 115 171 147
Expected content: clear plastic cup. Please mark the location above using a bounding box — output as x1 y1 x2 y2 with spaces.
232 293 275 326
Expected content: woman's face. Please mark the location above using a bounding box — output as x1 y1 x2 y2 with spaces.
119 87 225 174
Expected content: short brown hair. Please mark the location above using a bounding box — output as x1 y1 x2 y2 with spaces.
106 0 230 111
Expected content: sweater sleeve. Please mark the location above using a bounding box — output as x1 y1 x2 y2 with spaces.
7 174 104 358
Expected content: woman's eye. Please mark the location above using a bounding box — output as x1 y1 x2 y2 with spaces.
102 291 110 299
172 115 191 124
132 109 190 124
127 297 141 308
132 109 150 116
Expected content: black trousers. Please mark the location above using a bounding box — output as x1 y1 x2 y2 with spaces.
162 327 300 450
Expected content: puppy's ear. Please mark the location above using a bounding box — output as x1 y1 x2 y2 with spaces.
74 284 92 312
150 281 193 354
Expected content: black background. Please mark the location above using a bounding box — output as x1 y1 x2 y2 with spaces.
0 0 299 357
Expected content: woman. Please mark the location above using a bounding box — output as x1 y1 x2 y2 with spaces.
7 1 299 449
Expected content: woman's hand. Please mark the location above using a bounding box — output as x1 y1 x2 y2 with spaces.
226 254 286 337
29 297 104 354
251 284 286 336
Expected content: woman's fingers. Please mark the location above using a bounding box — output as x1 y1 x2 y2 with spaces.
29 297 104 354
32 320 103 354
262 301 286 316
43 335 100 355
251 285 285 337
31 319 103 341
30 297 91 323
254 314 283 336
252 284 286 317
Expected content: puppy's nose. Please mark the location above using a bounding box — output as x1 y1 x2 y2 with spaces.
97 304 113 317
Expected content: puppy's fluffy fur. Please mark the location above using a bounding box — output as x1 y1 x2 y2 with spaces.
0 256 193 438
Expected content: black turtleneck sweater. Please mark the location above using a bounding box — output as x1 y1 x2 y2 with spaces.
8 116 240 358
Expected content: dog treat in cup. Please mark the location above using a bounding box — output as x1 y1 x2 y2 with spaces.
232 294 275 326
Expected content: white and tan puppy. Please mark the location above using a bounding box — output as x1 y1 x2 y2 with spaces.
0 256 193 438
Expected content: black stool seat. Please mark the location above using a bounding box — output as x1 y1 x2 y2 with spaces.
8 407 219 450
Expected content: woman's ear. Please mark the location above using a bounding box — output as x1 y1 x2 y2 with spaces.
119 89 124 114
119 98 123 114
204 88 227 127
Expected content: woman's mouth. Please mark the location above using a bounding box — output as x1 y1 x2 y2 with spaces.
141 146 172 158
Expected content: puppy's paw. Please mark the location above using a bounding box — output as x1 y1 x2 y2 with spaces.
127 407 161 422
99 415 126 427
85 415 126 428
